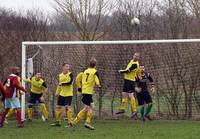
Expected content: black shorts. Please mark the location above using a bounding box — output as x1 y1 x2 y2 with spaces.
28 92 43 104
123 79 136 93
82 94 93 106
137 90 152 105
57 96 72 106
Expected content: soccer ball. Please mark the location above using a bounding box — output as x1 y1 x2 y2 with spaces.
131 17 140 26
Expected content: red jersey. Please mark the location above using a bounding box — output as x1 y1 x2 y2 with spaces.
0 81 5 101
4 74 25 98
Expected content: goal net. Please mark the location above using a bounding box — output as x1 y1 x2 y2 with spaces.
21 40 200 120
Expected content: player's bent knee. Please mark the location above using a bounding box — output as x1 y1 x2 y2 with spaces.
84 105 90 111
56 105 63 110
88 107 93 113
129 95 135 99
66 106 72 110
122 92 128 97
40 100 45 103
39 102 45 105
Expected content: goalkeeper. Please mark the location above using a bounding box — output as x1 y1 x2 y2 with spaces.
136 66 155 121
72 58 101 130
23 72 49 121
116 53 141 118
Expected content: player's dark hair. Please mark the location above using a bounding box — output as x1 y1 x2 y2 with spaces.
10 66 20 75
33 70 41 75
62 63 68 66
89 58 97 68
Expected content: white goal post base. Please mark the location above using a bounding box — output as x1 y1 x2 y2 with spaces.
21 39 200 120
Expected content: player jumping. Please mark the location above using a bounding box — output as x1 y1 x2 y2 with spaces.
136 66 155 121
0 66 26 128
23 72 49 121
116 53 141 118
51 63 73 127
72 58 101 130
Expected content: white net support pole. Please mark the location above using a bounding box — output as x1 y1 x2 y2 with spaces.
21 39 200 119
21 44 26 120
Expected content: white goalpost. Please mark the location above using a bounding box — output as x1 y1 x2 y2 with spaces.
21 39 200 120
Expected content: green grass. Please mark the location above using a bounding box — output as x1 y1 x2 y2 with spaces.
0 120 200 139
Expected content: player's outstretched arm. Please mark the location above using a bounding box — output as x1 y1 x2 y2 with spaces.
119 64 138 73
76 72 83 92
55 85 61 96
147 73 154 83
13 77 27 93
22 78 31 83
147 73 155 93
41 82 49 98
59 73 73 86
94 72 101 87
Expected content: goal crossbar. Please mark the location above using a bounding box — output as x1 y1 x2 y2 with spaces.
22 39 200 46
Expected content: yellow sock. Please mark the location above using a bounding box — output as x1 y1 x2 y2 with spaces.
73 110 85 125
120 98 128 110
40 103 49 120
6 109 15 118
130 98 137 112
85 111 92 124
55 107 62 124
28 108 33 120
66 108 73 124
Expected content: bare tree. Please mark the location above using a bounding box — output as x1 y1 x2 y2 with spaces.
53 0 116 41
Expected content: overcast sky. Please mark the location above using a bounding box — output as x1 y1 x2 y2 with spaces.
0 0 55 14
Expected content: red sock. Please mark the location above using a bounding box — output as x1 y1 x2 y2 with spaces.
0 110 8 125
16 110 22 125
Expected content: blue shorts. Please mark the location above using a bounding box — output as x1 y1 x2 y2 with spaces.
4 98 21 109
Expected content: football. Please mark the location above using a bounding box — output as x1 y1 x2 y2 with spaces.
131 17 140 26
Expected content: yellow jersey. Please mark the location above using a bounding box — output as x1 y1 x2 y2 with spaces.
121 60 141 81
76 72 83 89
17 76 22 96
56 72 73 97
25 77 47 94
76 68 100 95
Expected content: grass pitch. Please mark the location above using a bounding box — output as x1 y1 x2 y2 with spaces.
0 119 200 139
